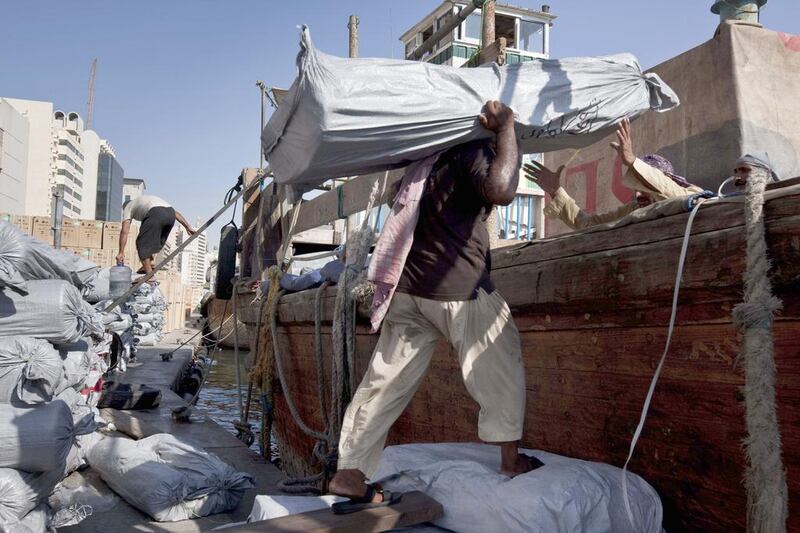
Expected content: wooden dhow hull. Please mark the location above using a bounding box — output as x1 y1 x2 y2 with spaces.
238 181 800 532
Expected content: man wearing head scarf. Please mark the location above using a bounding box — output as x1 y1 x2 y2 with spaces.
524 118 703 231
733 152 781 186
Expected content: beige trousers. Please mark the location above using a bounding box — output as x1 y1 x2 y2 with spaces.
337 288 526 477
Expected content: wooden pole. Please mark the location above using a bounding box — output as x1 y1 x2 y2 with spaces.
479 1 500 249
345 15 361 246
348 15 359 59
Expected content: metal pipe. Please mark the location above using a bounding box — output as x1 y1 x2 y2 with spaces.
410 0 486 60
51 184 64 249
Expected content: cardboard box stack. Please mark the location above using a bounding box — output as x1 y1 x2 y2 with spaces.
0 214 141 267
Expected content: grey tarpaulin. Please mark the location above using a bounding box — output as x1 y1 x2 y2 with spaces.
0 337 63 405
262 27 679 187
86 433 254 522
0 221 98 295
0 280 104 344
0 469 62 529
0 400 74 472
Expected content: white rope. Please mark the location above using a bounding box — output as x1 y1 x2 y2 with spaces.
621 197 709 528
733 169 788 533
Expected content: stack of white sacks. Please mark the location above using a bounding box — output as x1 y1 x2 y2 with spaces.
0 221 113 531
128 281 167 347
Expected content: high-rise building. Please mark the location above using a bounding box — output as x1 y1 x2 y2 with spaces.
179 218 208 288
96 140 124 221
0 99 30 214
0 97 101 218
123 177 146 204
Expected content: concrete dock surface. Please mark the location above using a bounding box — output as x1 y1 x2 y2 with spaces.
61 327 286 532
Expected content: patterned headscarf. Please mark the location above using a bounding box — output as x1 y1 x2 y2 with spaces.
640 154 692 188
736 152 780 182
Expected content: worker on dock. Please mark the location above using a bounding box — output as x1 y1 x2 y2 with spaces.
525 118 703 230
328 101 541 512
117 195 196 273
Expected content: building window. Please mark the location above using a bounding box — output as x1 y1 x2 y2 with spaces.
518 20 544 54
463 11 482 41
496 14 516 46
73 191 82 201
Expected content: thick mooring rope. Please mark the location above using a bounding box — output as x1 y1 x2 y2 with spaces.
732 168 788 533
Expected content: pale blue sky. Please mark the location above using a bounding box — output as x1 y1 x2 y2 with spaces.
1 1 798 248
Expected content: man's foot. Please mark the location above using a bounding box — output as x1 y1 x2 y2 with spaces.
500 453 545 478
329 469 384 503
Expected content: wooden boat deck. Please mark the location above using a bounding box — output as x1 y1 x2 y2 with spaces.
237 179 800 532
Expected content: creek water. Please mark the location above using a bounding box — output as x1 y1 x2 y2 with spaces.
195 347 276 457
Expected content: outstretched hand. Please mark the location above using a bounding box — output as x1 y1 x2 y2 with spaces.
523 161 564 196
479 100 515 133
609 117 637 167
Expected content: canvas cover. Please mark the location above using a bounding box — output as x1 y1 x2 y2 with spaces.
371 443 662 533
0 400 74 472
262 27 679 187
0 221 98 295
86 434 254 522
0 280 104 344
0 337 63 405
0 470 61 530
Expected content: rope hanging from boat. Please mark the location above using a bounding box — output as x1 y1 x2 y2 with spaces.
620 195 710 528
332 180 382 411
732 169 788 533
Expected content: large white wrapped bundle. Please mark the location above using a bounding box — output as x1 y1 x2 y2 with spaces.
0 221 97 295
372 443 663 533
0 337 62 405
263 28 679 187
0 280 104 344
0 469 62 529
0 400 74 472
86 434 254 522
82 267 110 303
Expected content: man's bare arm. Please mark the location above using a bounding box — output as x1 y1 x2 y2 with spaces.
478 100 520 206
116 220 130 264
174 210 196 235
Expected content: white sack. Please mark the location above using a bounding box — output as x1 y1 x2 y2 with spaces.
0 400 74 472
134 332 161 346
0 280 104 344
371 443 663 533
54 341 94 394
0 469 62 528
2 503 54 533
86 434 255 522
82 268 110 304
263 28 679 186
0 221 98 295
247 495 345 522
0 337 62 405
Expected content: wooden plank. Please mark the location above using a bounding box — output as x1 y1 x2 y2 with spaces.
290 169 405 236
492 189 800 270
224 491 442 533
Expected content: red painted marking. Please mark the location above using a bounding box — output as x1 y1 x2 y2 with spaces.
566 159 599 212
611 154 634 203
778 32 800 52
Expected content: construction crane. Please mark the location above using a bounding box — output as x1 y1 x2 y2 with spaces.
86 58 97 130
